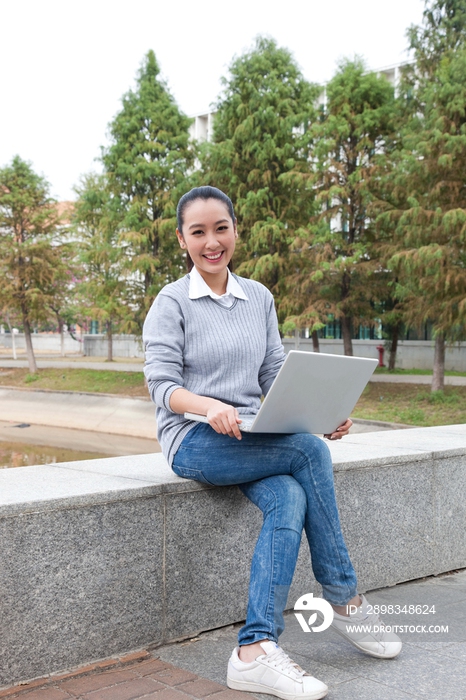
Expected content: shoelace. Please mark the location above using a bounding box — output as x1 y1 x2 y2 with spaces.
262 647 308 678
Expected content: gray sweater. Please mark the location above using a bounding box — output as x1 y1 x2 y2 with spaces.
143 273 286 465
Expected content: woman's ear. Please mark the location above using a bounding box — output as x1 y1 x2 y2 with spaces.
234 218 238 238
176 229 187 249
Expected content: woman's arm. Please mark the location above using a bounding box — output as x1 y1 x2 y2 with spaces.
258 293 286 395
169 388 243 440
144 293 242 440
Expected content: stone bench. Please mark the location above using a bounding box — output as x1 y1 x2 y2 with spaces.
1 424 466 688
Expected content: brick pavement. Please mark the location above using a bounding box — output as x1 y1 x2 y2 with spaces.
0 652 248 700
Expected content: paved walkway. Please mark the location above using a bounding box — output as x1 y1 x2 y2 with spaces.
0 388 157 440
1 570 465 699
370 373 466 386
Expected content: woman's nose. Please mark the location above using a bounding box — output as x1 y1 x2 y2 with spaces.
205 233 220 249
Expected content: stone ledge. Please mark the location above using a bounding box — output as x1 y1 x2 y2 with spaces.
1 424 466 687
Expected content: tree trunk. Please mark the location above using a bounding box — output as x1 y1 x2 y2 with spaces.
432 333 445 392
341 316 353 356
22 314 37 374
311 330 320 353
388 324 400 371
294 327 300 350
56 315 66 357
106 321 113 362
5 313 17 360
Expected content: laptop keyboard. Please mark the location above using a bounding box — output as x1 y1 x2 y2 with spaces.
239 417 255 432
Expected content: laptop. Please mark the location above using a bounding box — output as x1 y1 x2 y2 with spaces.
185 350 378 434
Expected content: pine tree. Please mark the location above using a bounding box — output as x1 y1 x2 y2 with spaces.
73 174 131 362
102 50 194 330
380 0 466 389
298 59 396 355
408 0 466 75
202 37 319 322
0 156 71 373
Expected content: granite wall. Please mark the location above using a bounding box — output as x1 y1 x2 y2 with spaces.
1 424 466 687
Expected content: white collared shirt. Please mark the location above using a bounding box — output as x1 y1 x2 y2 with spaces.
188 266 248 308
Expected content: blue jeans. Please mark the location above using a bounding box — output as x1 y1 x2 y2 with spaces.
172 423 357 646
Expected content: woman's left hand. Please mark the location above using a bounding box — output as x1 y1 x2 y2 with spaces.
324 418 353 441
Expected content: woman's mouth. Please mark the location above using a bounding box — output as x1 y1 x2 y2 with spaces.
203 251 224 262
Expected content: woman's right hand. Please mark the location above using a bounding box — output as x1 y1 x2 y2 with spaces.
206 400 243 440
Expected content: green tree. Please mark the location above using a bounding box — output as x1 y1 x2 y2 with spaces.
298 59 396 355
203 37 319 321
73 174 130 362
102 50 194 330
407 0 466 76
379 0 466 389
0 156 71 372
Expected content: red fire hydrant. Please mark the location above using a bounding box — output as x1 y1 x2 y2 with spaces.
376 345 385 367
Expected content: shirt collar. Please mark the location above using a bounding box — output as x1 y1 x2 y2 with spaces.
188 266 248 301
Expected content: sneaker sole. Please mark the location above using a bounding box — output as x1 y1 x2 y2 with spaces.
227 676 328 700
328 623 402 659
314 611 402 659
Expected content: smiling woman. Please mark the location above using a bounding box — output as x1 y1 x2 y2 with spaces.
143 185 401 700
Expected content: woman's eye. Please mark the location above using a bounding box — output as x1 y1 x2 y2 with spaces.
192 230 204 235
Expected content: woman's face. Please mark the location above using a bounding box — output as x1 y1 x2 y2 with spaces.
177 198 237 283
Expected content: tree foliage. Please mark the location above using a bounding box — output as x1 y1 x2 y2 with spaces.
407 0 466 76
102 50 195 330
202 37 319 317
295 59 396 355
73 174 131 361
378 0 466 388
0 156 72 372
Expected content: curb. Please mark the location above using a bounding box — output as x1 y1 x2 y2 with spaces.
351 417 412 430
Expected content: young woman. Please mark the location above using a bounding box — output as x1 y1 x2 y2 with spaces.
143 186 401 700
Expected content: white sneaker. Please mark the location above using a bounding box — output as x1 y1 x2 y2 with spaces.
329 594 402 659
227 640 328 700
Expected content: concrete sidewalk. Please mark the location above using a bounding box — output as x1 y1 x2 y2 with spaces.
370 373 466 386
2 570 465 699
0 388 157 440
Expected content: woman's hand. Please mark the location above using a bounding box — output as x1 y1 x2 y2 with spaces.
324 418 353 441
206 400 243 440
170 389 242 440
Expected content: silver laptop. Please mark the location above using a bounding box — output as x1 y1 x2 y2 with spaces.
185 350 378 434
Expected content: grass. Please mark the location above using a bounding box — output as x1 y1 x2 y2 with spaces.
1 367 466 427
352 383 466 427
0 367 149 398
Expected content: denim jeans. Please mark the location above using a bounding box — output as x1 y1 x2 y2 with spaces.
172 423 358 646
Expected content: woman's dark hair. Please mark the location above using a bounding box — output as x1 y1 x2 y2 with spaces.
176 186 236 272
